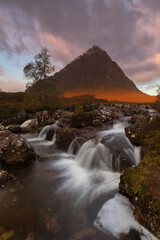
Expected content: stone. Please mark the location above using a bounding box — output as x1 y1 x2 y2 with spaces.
6 125 21 133
101 135 136 172
0 131 37 165
56 128 80 151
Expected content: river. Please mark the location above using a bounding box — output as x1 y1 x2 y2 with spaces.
0 119 158 240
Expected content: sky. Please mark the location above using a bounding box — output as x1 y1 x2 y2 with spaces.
0 0 160 95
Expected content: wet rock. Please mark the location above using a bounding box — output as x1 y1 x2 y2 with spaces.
40 208 60 234
35 111 51 128
56 128 80 151
53 109 75 120
68 137 86 155
46 128 56 141
20 119 36 132
125 115 148 145
101 135 136 172
69 227 108 240
0 131 37 165
0 170 12 185
0 170 23 191
6 125 21 133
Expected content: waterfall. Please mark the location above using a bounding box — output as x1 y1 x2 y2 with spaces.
38 120 59 140
51 121 159 240
53 121 141 204
27 121 58 146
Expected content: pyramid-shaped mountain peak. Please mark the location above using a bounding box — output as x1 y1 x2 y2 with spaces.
28 45 155 102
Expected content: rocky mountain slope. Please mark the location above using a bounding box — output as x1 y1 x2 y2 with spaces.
28 45 156 103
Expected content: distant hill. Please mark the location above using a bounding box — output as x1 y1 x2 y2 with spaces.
28 45 156 103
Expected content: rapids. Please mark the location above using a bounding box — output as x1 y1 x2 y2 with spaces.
0 119 158 240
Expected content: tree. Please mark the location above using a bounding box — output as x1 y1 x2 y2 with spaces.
23 47 55 107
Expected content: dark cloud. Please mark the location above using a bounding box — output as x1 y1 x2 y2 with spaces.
124 62 157 76
0 0 159 85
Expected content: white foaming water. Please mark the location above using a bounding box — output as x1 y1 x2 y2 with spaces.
99 122 126 137
53 121 140 201
53 156 120 205
27 121 58 145
94 194 158 240
52 121 156 239
76 140 111 170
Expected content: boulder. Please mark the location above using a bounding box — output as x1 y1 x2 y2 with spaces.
68 137 86 155
35 111 51 128
125 115 148 145
6 125 21 133
46 128 56 141
56 128 80 151
20 119 36 132
101 135 136 172
2 110 28 126
0 131 37 165
0 170 19 187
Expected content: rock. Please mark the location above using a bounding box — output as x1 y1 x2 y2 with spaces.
83 104 99 112
56 128 80 151
46 128 56 141
40 208 60 234
125 115 148 145
35 111 51 128
6 125 21 133
2 110 28 126
0 131 37 165
53 109 75 120
69 112 94 128
69 227 108 240
101 135 136 172
68 137 86 155
20 119 36 132
0 123 5 131
0 170 11 185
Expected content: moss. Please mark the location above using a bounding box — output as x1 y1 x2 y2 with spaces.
121 152 160 235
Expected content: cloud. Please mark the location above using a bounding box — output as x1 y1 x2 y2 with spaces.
0 75 25 92
0 0 160 93
0 64 5 77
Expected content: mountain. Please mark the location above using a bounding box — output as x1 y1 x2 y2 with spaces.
53 45 155 102
28 45 156 103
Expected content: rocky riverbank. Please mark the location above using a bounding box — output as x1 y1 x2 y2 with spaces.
120 116 160 238
0 103 159 240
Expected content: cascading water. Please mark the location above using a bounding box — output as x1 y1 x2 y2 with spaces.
53 121 157 240
27 121 58 146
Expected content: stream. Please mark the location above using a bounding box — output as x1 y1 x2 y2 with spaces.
0 119 158 240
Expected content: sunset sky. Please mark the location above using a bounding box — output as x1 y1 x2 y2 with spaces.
0 0 160 95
